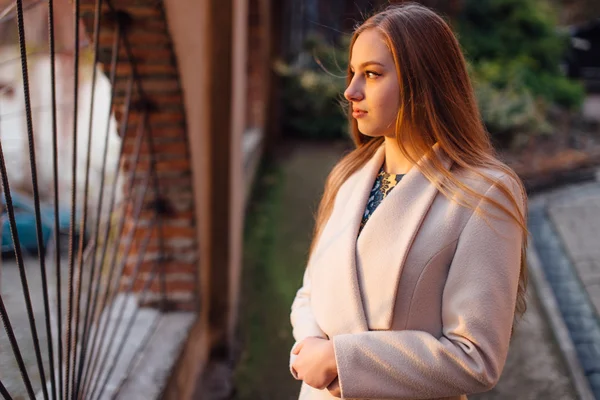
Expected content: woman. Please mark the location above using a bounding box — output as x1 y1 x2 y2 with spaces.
289 3 529 400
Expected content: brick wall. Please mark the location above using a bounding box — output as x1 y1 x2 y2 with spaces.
79 0 198 311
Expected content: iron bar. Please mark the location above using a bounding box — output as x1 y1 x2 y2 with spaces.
14 1 51 398
0 92 34 400
96 180 174 400
75 11 120 397
0 295 35 399
144 113 167 310
0 0 46 25
93 206 168 400
0 50 89 70
0 123 37 400
108 1 169 311
76 75 134 398
47 0 63 397
3 1 190 397
89 203 155 400
70 0 105 394
79 106 146 396
84 174 151 399
0 378 12 400
0 104 77 122
47 0 60 396
64 0 80 397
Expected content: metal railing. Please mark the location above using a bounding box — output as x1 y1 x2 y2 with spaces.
0 0 172 398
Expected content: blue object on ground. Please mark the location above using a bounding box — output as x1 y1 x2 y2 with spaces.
0 191 73 254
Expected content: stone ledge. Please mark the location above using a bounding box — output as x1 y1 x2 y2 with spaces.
36 294 195 400
110 306 195 399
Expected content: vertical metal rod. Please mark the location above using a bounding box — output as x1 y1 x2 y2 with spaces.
77 77 134 395
95 185 174 400
143 115 167 309
113 19 169 311
13 2 51 398
92 216 159 400
0 113 36 400
65 0 80 398
77 76 134 397
0 104 34 400
79 107 146 395
0 295 35 399
90 177 154 398
76 13 120 397
47 0 63 398
84 174 150 399
0 378 13 400
70 0 104 395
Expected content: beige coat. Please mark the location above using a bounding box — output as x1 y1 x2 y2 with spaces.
289 143 525 400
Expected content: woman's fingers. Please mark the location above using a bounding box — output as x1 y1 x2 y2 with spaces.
327 378 341 397
292 339 305 355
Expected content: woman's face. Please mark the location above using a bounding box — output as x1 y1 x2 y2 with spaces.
345 29 400 138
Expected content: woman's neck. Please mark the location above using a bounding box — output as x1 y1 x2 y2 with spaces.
383 136 416 175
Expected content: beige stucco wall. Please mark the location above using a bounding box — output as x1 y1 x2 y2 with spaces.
162 0 248 397
229 0 248 351
161 1 212 396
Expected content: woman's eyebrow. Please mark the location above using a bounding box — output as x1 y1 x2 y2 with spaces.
349 61 385 70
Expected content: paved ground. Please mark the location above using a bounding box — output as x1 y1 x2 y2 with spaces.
0 253 67 400
1 253 191 400
547 183 600 314
530 179 600 398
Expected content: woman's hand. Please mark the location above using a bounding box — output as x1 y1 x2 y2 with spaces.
327 378 342 397
291 337 338 390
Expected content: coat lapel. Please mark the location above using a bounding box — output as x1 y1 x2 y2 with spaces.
356 143 453 330
309 142 453 335
309 144 385 335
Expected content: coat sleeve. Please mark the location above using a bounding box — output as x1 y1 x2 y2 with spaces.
332 174 526 399
289 263 329 379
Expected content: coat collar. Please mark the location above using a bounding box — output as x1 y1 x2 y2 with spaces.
310 141 453 334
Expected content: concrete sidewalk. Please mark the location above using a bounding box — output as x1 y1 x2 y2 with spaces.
528 178 600 399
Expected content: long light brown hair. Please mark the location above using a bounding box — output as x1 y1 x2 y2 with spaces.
309 3 529 325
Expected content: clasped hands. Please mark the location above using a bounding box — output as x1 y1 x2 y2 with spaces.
291 337 341 397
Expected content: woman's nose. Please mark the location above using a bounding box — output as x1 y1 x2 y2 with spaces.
344 81 363 102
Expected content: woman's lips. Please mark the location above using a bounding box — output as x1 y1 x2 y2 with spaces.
352 109 367 118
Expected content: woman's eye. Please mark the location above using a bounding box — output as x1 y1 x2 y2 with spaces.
365 71 380 79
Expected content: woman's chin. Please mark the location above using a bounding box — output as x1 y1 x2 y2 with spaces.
357 127 385 138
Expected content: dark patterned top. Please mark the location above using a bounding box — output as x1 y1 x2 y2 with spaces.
358 165 405 237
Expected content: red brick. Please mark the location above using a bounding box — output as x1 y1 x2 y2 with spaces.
120 157 191 174
122 111 184 125
121 273 197 293
121 125 186 140
121 222 196 240
121 140 189 157
123 261 197 276
80 0 197 307
81 4 163 19
120 240 160 255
